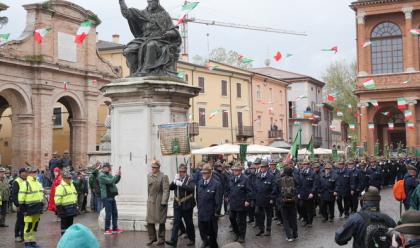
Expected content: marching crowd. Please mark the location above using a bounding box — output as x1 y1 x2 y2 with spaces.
0 155 420 248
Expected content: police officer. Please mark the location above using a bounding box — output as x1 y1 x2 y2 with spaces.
244 163 257 224
0 167 10 228
55 171 78 235
213 162 226 216
366 160 383 191
348 160 362 213
297 160 319 227
254 160 277 236
166 165 196 247
11 168 27 242
335 160 351 218
319 163 336 222
226 163 252 243
197 164 222 248
222 163 233 215
268 160 282 225
19 166 44 248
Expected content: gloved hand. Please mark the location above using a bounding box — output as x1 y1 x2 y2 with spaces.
175 180 183 187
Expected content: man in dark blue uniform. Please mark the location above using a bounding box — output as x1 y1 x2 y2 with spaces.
165 165 196 247
348 160 362 213
268 160 282 225
254 160 277 236
366 160 383 191
197 164 222 248
334 160 351 218
319 163 336 222
297 160 319 227
226 163 252 243
244 163 257 224
403 164 418 210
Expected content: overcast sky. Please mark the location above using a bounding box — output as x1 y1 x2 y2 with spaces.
1 0 356 80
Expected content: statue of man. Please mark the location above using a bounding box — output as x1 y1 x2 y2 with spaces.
119 0 182 77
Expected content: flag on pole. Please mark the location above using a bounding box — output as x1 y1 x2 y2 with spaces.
368 123 374 130
349 124 355 130
284 128 301 163
361 41 372 48
295 95 308 101
407 121 415 129
209 109 221 119
238 55 254 64
397 97 407 110
388 122 394 130
182 1 199 11
63 81 69 91
274 51 282 62
34 28 51 44
347 104 352 112
363 78 376 89
0 33 10 45
75 20 92 44
177 71 186 79
405 110 413 121
286 53 293 58
177 14 187 26
308 136 315 160
402 79 411 84
322 46 338 53
410 29 420 36
205 63 219 71
327 94 336 102
304 111 314 119
381 112 390 117
370 100 379 109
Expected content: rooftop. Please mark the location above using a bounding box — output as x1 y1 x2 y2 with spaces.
97 40 124 51
252 67 325 86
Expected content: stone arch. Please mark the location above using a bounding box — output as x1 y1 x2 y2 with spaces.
0 84 32 115
373 105 406 154
51 91 85 120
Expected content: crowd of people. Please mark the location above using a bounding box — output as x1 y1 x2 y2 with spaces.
0 154 420 248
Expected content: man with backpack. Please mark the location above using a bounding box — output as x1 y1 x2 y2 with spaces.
403 165 418 210
278 167 298 242
335 186 396 248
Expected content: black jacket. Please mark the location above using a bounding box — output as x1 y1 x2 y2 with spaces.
169 175 196 210
196 177 222 222
226 174 252 211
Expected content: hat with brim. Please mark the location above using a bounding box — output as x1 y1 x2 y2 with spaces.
260 160 268 167
324 164 333 169
0 167 5 172
202 168 211 174
19 167 27 174
102 163 112 168
407 165 417 172
232 163 243 171
253 158 262 165
394 210 420 235
362 186 381 202
27 166 37 173
151 160 160 168
62 171 72 179
312 163 320 169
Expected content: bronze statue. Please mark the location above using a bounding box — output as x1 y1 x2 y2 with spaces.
119 0 182 77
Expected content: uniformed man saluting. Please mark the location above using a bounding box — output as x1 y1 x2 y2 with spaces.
197 164 222 248
226 163 252 243
254 160 277 236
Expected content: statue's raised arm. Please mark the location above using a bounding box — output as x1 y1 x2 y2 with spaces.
120 0 182 78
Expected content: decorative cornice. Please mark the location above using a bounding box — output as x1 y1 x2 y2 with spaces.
402 6 414 19
357 11 366 24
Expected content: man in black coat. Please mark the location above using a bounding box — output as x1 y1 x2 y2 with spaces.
226 163 252 243
166 165 196 247
297 160 319 227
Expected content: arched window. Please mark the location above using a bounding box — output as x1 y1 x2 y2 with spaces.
371 22 403 74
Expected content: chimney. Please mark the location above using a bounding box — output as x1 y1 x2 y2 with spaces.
112 34 120 44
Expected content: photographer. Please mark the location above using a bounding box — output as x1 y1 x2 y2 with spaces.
391 210 420 248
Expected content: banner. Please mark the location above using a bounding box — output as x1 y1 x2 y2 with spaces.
158 123 190 155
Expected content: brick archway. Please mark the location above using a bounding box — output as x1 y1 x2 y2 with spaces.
373 106 405 154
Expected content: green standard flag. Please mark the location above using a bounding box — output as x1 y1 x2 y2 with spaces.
308 136 315 160
288 129 302 161
332 147 338 161
239 144 248 162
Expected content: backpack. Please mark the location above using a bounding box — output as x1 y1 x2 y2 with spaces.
393 179 406 201
280 176 296 203
359 211 391 248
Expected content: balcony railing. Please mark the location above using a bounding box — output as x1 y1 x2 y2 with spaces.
268 130 283 139
188 122 199 137
236 126 254 141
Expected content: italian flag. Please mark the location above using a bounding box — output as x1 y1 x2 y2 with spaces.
402 80 410 84
410 29 420 36
205 64 219 71
407 121 415 129
405 110 413 120
0 33 10 45
349 124 355 130
370 100 379 109
368 123 375 130
347 104 352 112
322 46 338 53
209 109 221 119
397 97 407 110
355 113 365 117
293 121 301 126
361 41 372 48
187 113 192 121
388 123 394 130
63 81 69 91
75 20 92 44
34 28 51 44
327 94 336 102
87 79 97 86
274 51 282 62
182 1 199 11
238 55 254 64
363 78 376 89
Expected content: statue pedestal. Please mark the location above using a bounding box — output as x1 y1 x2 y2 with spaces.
99 76 199 231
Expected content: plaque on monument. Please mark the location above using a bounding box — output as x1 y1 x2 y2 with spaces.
58 32 77 62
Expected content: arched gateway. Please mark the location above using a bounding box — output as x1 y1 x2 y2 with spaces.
0 1 117 170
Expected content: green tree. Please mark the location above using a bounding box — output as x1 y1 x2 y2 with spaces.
209 47 253 69
322 60 358 131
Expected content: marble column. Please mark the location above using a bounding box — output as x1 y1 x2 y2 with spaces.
359 103 369 152
357 11 368 76
406 100 417 151
70 119 87 169
14 114 35 167
402 7 415 72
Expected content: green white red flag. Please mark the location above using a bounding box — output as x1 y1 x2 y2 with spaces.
397 97 407 110
238 55 254 64
407 121 415 129
0 33 10 45
327 94 336 102
209 109 221 119
361 41 372 48
388 122 394 130
75 20 92 44
370 100 379 109
347 104 352 112
349 124 355 130
368 123 374 130
363 78 376 89
402 79 410 84
405 110 413 121
177 14 187 26
87 79 97 86
321 46 338 53
34 28 51 44
410 29 420 36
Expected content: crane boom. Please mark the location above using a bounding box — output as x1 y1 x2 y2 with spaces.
186 18 307 36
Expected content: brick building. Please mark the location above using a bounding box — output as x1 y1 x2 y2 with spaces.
0 1 116 169
351 0 420 155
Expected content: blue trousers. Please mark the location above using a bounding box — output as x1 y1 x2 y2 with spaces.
102 198 118 231
170 208 195 243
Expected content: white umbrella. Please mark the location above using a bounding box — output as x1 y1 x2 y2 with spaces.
247 144 289 154
298 148 345 155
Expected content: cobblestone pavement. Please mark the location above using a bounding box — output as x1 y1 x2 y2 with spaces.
0 188 400 248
